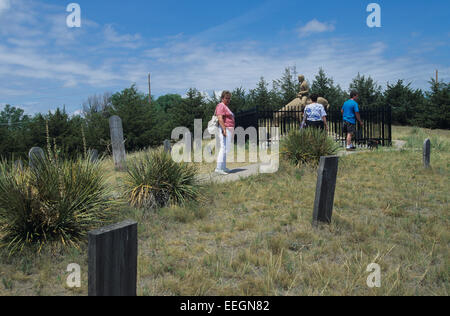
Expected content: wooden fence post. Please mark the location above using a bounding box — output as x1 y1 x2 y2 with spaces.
88 220 138 296
109 116 127 171
312 156 339 226
423 139 431 169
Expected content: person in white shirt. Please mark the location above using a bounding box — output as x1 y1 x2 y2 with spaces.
302 94 328 131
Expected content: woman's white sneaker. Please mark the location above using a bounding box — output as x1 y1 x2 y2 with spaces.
215 168 229 175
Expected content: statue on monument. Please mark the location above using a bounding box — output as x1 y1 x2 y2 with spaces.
274 74 329 122
297 74 310 107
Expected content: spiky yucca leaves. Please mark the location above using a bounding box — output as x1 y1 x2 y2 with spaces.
0 154 116 254
124 149 200 210
281 128 339 166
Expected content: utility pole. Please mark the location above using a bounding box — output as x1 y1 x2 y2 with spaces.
148 73 152 105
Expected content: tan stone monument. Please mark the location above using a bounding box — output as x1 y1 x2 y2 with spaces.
273 75 330 123
287 74 309 109
317 97 329 110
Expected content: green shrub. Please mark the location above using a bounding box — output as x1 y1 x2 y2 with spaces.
124 148 200 210
0 155 116 254
281 128 338 166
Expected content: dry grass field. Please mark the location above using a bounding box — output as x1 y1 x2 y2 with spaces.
0 126 448 296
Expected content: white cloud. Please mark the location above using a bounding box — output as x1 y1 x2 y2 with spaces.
0 0 10 14
297 19 335 38
71 109 83 117
124 37 446 99
0 0 447 113
0 45 122 88
103 24 142 49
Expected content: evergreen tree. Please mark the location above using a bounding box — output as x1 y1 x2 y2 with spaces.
310 68 347 109
110 84 156 151
229 87 247 113
46 107 83 158
249 77 272 111
418 79 450 129
269 80 283 111
384 80 425 125
0 105 34 159
0 104 30 126
168 88 205 133
349 73 384 108
275 67 298 108
154 94 182 113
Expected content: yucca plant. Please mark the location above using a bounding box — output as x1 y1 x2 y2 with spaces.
281 128 339 166
0 154 116 254
124 148 200 210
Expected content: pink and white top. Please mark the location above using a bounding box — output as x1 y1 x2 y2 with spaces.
216 102 235 128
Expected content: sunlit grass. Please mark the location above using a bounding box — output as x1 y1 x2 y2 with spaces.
0 125 448 296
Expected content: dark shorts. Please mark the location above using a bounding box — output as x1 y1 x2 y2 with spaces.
343 121 356 134
306 120 325 130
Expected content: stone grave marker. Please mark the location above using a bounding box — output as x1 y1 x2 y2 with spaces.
28 147 45 169
109 116 127 171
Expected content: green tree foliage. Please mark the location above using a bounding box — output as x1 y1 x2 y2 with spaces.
0 105 32 159
154 94 182 113
248 77 272 111
419 79 450 129
384 80 425 125
228 87 247 113
274 66 299 109
110 84 158 150
47 107 83 157
349 73 384 108
0 69 448 162
81 93 112 154
168 88 205 132
310 68 347 109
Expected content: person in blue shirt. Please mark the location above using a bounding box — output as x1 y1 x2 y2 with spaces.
341 91 364 150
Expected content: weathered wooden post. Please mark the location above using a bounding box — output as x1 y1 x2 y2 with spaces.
423 138 431 169
28 147 45 169
109 116 127 171
163 139 172 153
88 220 138 296
88 149 99 163
312 156 339 226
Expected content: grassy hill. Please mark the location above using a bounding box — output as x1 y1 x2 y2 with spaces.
0 126 448 296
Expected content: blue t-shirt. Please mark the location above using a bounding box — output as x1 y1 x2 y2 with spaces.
342 99 359 124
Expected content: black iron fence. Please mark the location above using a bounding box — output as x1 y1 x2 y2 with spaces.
235 105 392 147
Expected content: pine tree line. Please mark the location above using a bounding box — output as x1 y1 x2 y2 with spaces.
1 68 448 160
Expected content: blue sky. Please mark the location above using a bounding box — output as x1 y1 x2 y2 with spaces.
0 0 449 115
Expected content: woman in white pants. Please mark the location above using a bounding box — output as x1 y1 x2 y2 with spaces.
215 91 235 175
